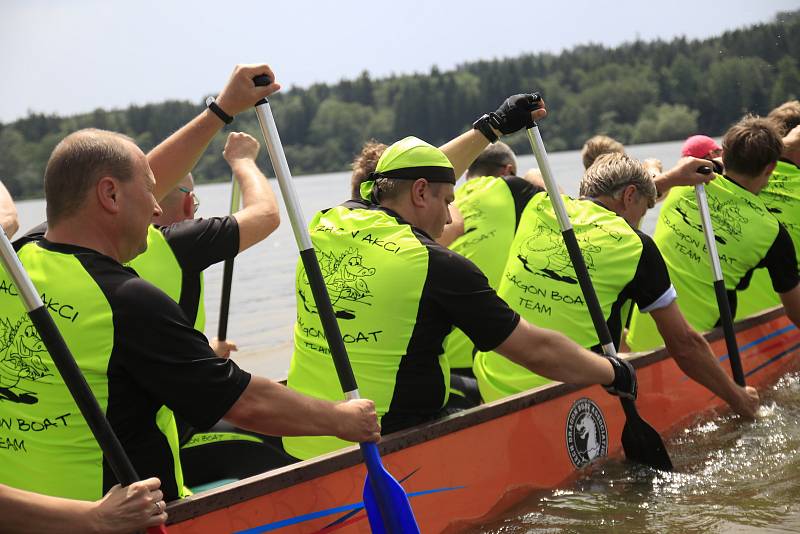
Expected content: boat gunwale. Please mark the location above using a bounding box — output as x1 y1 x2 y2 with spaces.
166 306 786 524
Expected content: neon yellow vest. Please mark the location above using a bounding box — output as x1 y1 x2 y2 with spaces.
443 176 518 369
284 206 432 460
474 195 642 402
627 175 778 350
0 242 185 499
129 225 206 331
736 160 800 319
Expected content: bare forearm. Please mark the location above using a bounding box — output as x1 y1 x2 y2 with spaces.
224 377 342 437
148 110 224 201
439 129 491 179
496 321 614 385
665 332 742 407
230 159 280 251
0 484 97 533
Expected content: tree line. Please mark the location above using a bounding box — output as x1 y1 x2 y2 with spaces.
1 10 798 199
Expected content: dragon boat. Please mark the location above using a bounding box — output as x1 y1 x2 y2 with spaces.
165 306 800 533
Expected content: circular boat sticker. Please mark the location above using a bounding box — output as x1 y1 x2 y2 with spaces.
565 397 608 467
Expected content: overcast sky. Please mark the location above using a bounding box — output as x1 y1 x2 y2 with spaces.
1 0 797 123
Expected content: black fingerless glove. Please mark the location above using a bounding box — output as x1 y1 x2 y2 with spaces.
603 356 637 400
489 93 542 135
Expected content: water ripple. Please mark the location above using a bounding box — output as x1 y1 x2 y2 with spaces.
475 373 800 533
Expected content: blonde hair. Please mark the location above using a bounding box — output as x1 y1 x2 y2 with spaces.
581 135 625 170
580 153 656 208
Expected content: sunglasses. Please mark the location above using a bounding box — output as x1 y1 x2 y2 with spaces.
178 186 200 214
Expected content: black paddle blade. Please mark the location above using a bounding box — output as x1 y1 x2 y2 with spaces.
620 399 673 471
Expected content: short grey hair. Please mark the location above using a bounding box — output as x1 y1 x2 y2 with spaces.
579 153 656 208
466 142 517 178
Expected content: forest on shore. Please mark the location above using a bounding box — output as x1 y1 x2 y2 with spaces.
1 10 798 199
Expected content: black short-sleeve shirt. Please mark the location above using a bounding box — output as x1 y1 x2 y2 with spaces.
155 216 240 323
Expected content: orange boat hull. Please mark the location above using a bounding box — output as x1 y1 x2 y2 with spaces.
167 309 800 533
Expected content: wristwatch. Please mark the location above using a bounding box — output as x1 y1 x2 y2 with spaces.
206 96 233 124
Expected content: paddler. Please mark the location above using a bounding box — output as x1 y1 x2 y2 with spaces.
473 152 759 418
736 101 800 319
0 64 380 503
128 131 279 359
627 116 800 354
282 94 637 462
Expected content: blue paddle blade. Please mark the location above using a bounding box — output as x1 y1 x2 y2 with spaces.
361 443 420 533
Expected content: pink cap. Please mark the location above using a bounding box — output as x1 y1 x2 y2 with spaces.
681 135 721 158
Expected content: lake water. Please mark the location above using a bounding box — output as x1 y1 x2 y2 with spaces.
13 138 800 531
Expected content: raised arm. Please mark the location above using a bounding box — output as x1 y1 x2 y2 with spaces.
650 302 759 418
0 181 19 237
440 94 548 179
223 132 281 252
148 64 281 201
224 376 381 442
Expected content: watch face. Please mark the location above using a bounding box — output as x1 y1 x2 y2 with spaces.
205 96 215 106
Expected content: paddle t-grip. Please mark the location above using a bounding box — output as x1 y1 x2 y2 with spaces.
253 74 272 86
253 75 273 106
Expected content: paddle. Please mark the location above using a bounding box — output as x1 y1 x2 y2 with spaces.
526 122 673 471
217 175 241 342
251 75 420 533
694 167 746 386
0 232 167 533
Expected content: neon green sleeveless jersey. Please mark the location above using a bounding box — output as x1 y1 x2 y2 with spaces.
736 160 800 319
129 225 206 330
0 242 184 500
474 194 642 402
284 205 433 460
443 176 518 369
627 175 778 350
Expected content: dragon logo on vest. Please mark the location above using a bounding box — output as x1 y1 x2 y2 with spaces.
565 397 608 467
0 316 51 404
516 225 600 284
675 196 748 245
298 247 376 320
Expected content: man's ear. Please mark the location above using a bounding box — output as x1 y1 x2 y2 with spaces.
409 178 428 208
621 184 638 207
96 176 121 214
